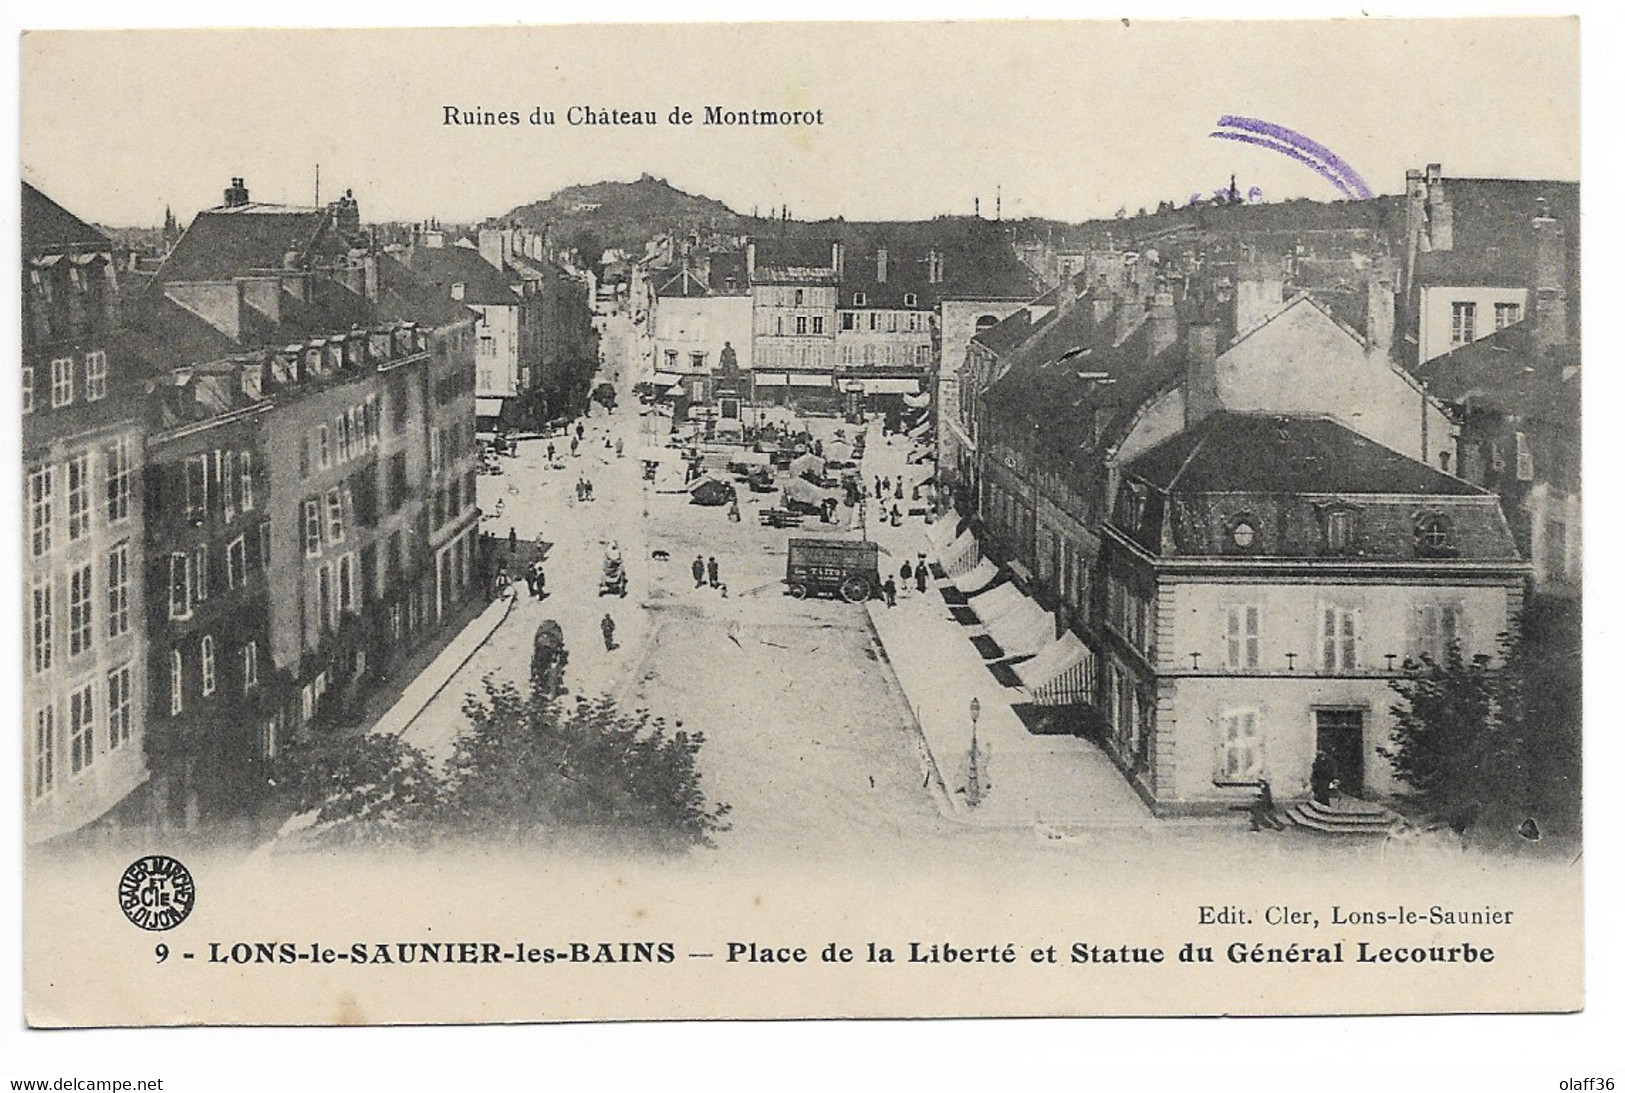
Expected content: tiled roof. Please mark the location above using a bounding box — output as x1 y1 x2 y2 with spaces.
22 182 110 253
1414 318 1576 423
154 204 333 284
1115 412 1520 562
400 244 520 306
375 253 479 327
1127 412 1480 495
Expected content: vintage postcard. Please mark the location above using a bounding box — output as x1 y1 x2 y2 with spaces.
18 18 1583 1026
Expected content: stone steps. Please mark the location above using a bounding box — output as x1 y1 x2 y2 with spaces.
1286 796 1406 836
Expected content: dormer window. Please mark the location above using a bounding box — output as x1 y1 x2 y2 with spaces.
1124 483 1148 531
903 293 917 307
853 292 866 307
1319 503 1361 555
1226 511 1260 553
1415 511 1457 557
451 282 466 301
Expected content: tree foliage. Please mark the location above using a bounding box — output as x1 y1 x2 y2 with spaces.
273 683 729 853
1381 635 1573 838
275 731 444 848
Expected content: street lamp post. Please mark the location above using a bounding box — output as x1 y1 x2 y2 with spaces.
967 696 983 807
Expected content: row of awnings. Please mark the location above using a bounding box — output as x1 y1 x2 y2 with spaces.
838 377 922 396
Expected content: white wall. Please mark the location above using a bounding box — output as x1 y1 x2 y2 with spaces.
1418 285 1528 365
651 294 753 374
1209 298 1457 468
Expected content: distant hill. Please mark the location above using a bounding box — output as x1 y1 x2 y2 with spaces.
497 174 750 257
494 175 1411 278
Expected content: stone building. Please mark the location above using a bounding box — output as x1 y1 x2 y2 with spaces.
23 182 151 843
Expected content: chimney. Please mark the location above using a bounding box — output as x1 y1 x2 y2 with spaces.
746 240 756 282
1233 257 1284 332
1184 321 1220 426
831 241 844 279
478 228 508 272
223 176 250 207
1146 291 1178 359
1424 164 1453 252
1364 273 1395 354
1113 294 1144 343
1091 286 1114 327
1057 272 1078 315
1531 207 1569 349
876 247 888 285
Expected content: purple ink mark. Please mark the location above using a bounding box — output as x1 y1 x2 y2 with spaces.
1209 115 1373 200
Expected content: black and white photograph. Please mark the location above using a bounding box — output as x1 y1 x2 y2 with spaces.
9 10 1606 1062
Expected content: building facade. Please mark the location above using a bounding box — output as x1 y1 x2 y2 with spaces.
23 183 150 842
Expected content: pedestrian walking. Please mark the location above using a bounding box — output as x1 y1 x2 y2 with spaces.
531 561 546 600
547 442 556 463
890 504 902 527
707 556 720 588
692 555 706 588
524 566 538 598
508 526 518 554
600 612 616 651
576 422 585 442
900 559 913 583
915 561 928 594
584 479 594 501
894 479 904 500
570 436 580 458
883 577 897 608
615 438 624 459
874 476 882 498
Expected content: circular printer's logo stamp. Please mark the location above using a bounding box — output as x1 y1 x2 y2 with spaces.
118 855 195 931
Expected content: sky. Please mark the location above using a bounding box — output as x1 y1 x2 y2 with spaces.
18 19 1578 229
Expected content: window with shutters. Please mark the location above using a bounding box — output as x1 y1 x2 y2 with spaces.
191 544 209 604
200 635 216 696
168 552 191 619
68 564 93 657
31 579 53 673
51 357 73 407
219 451 237 522
107 541 130 637
326 488 345 544
1320 605 1359 672
29 467 53 557
317 424 331 470
85 350 107 401
185 454 208 524
70 684 95 775
1226 605 1260 669
169 648 184 715
226 535 247 589
22 366 34 414
105 438 131 522
304 499 322 556
1414 603 1463 664
1218 709 1263 781
1450 302 1476 345
242 641 259 693
34 705 55 797
107 664 132 749
66 454 90 541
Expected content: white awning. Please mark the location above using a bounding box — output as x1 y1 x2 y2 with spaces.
985 598 1056 658
938 530 980 576
787 372 831 387
1014 631 1094 700
969 582 1027 626
903 391 932 408
926 510 962 550
952 558 999 596
474 397 505 418
650 372 684 387
754 372 790 386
